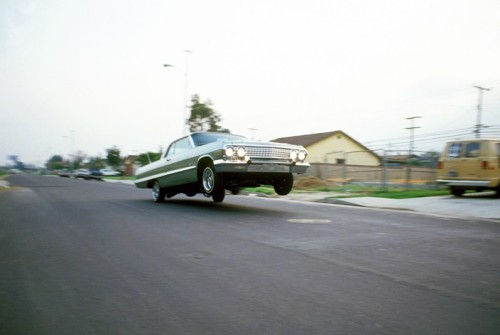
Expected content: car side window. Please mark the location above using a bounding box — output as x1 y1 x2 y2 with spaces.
465 142 480 158
165 138 192 158
447 143 461 158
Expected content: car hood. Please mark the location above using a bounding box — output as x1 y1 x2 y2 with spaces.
225 140 305 150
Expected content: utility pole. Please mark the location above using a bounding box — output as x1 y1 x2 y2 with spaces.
473 85 491 138
405 116 421 189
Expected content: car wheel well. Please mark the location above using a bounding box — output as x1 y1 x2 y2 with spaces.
197 157 214 180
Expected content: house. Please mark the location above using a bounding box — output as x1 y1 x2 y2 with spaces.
272 130 380 166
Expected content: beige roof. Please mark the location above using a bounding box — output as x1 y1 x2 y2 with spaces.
272 130 381 161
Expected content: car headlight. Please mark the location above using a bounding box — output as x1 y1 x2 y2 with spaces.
298 151 307 161
225 147 234 157
237 147 247 158
290 151 298 161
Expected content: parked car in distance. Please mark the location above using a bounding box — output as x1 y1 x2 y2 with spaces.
8 168 23 174
135 132 310 203
74 169 103 181
437 138 500 196
100 168 121 176
57 169 72 178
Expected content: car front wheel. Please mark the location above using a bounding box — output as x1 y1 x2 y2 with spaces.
202 165 225 202
274 173 294 196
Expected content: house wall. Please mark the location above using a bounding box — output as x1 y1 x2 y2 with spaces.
306 134 379 166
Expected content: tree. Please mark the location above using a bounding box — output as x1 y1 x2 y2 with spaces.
87 156 106 170
187 94 229 133
106 146 121 169
73 150 87 169
137 151 162 167
46 155 65 170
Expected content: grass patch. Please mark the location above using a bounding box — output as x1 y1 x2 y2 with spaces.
341 189 449 199
245 184 449 199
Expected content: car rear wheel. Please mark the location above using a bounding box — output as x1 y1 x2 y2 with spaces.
152 180 166 203
201 165 225 202
274 173 294 196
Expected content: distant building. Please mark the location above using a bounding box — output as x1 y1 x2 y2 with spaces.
123 155 139 177
272 130 380 166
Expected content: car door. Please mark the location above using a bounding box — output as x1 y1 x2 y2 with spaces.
161 137 195 187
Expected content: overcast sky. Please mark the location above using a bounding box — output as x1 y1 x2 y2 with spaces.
1 0 500 166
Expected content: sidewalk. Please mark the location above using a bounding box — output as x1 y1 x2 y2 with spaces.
108 179 500 220
284 192 500 220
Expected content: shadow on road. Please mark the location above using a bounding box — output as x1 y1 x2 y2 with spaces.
135 196 291 217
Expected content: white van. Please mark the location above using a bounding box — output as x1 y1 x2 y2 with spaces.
437 139 500 196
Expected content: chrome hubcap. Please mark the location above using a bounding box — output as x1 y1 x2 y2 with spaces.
152 182 160 201
202 167 214 193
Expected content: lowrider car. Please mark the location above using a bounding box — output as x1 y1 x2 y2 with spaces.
134 132 309 203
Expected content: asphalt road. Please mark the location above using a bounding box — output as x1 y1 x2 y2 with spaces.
1 174 500 335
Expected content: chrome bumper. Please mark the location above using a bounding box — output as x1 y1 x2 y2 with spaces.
437 179 493 187
214 160 309 174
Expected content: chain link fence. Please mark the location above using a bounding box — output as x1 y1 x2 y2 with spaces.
301 150 440 191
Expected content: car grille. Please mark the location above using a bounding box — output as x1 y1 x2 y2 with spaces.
246 146 291 160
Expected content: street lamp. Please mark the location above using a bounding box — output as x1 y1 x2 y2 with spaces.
163 50 192 135
63 130 75 173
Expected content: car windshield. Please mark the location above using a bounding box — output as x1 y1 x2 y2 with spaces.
191 133 247 146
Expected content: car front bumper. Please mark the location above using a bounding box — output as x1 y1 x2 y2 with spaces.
214 160 309 174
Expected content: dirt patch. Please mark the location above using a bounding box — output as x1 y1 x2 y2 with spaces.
294 176 331 189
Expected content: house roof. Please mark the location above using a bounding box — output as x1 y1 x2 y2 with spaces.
272 130 380 161
272 131 343 147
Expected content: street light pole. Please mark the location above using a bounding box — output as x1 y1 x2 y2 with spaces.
63 130 75 173
183 50 192 135
163 50 192 136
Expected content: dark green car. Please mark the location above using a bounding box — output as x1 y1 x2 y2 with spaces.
135 132 309 203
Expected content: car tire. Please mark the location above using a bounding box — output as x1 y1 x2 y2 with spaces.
274 173 294 196
152 180 166 203
201 165 225 202
451 187 465 197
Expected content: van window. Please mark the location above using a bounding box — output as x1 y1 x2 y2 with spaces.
465 142 480 157
447 143 462 158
